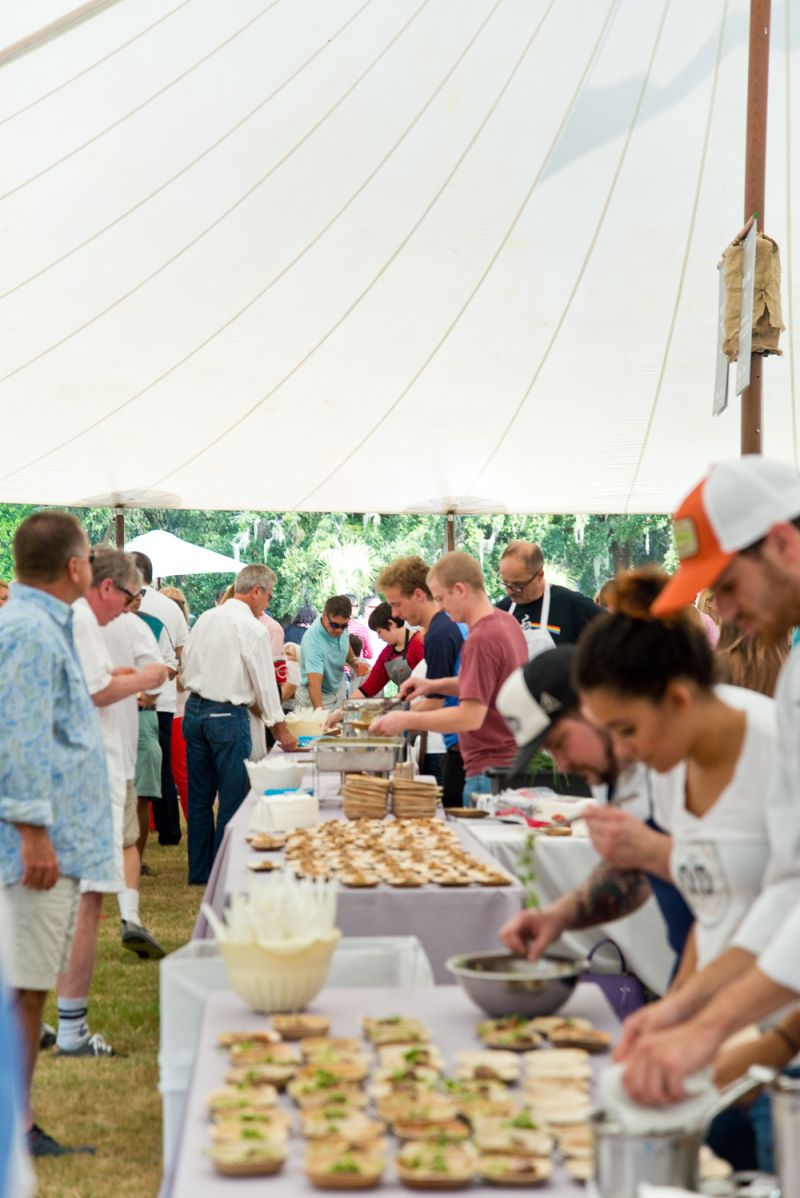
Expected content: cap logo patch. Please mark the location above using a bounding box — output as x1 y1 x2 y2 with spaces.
539 691 562 716
673 517 700 561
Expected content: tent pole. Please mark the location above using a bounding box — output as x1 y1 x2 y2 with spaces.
446 511 456 553
740 0 771 456
115 506 125 549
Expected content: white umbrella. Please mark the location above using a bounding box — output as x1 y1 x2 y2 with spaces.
124 530 241 578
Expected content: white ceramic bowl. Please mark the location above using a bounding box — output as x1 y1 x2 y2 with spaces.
220 930 342 1013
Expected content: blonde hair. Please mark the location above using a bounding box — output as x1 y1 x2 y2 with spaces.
696 588 719 625
161 585 189 623
375 555 431 599
715 624 790 697
219 584 235 604
428 551 485 593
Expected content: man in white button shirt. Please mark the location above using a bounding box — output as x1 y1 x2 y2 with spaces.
132 552 187 848
614 457 800 1105
182 565 297 885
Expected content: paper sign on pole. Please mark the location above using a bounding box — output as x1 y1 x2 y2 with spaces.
712 266 729 416
735 221 757 395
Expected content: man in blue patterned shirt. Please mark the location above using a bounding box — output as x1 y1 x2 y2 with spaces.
0 512 113 1158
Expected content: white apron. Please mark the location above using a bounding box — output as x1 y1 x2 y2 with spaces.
510 584 556 661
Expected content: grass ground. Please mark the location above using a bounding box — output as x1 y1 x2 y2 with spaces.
33 836 197 1198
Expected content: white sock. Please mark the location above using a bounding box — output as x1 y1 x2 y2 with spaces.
56 996 88 1050
118 888 140 925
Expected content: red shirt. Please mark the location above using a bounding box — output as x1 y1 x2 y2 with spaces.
457 609 527 777
359 632 424 698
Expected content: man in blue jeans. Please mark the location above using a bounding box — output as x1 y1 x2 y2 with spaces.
181 565 297 885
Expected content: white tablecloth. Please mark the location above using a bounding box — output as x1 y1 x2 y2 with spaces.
462 821 674 995
164 983 617 1198
192 785 526 985
159 937 435 1173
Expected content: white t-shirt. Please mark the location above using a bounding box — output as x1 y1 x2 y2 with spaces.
649 684 777 970
72 598 127 808
102 613 164 778
734 648 800 990
139 586 187 713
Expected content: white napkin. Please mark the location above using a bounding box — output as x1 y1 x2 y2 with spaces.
599 1062 718 1134
638 1188 704 1197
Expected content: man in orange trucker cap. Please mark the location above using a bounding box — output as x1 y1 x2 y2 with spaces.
615 455 800 1106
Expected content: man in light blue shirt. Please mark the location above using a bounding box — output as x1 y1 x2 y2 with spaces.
0 512 112 1158
297 596 370 709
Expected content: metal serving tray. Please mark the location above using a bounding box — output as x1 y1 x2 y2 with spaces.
313 736 406 773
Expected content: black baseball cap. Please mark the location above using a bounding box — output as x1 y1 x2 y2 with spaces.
496 647 580 779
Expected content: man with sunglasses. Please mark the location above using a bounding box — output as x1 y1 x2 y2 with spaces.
297 596 370 711
496 541 601 660
55 548 168 1059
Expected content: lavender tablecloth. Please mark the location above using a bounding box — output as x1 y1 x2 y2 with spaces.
164 983 615 1198
192 795 525 984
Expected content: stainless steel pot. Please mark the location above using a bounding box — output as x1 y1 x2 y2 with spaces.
593 1068 774 1198
772 1073 800 1197
592 1112 703 1196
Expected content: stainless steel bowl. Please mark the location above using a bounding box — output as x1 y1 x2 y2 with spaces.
445 951 588 1017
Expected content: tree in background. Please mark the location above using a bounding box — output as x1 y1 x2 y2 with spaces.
0 505 675 619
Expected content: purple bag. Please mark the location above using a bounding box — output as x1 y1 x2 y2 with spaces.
582 938 649 1021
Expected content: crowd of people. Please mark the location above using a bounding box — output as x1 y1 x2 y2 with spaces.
5 453 800 1182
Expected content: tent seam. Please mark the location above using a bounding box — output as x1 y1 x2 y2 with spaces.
0 0 497 486
296 0 618 509
147 0 557 501
465 0 671 502
0 0 375 301
624 0 729 510
0 0 195 127
0 0 285 202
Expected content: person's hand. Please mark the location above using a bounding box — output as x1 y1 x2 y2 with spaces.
139 662 169 691
370 712 409 737
399 675 431 701
277 734 299 753
621 1018 726 1106
584 806 659 871
712 1029 785 1098
325 710 343 731
613 994 686 1062
353 660 370 677
499 907 568 961
16 825 60 891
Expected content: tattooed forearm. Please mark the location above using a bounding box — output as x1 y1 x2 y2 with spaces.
572 865 651 929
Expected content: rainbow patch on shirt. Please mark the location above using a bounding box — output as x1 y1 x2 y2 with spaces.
526 622 562 634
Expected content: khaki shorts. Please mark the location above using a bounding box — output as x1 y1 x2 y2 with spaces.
123 778 139 849
4 877 81 991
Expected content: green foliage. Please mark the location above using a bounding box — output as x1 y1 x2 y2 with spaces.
0 504 675 620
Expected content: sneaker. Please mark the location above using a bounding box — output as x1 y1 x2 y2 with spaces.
39 1022 57 1050
120 919 166 960
140 862 155 877
28 1123 95 1156
53 1031 115 1057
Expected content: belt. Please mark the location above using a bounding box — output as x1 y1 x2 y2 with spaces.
189 693 246 709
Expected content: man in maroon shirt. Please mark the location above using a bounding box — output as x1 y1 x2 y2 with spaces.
370 552 527 806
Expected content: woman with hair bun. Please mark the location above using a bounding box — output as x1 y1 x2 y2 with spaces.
574 567 778 976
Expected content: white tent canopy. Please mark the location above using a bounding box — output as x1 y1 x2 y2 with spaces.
124 529 241 577
0 0 798 514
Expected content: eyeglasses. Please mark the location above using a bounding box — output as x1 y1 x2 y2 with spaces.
502 572 541 594
115 583 146 605
327 618 349 631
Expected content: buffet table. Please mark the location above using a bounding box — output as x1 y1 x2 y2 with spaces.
193 792 525 984
460 821 675 995
164 983 615 1198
